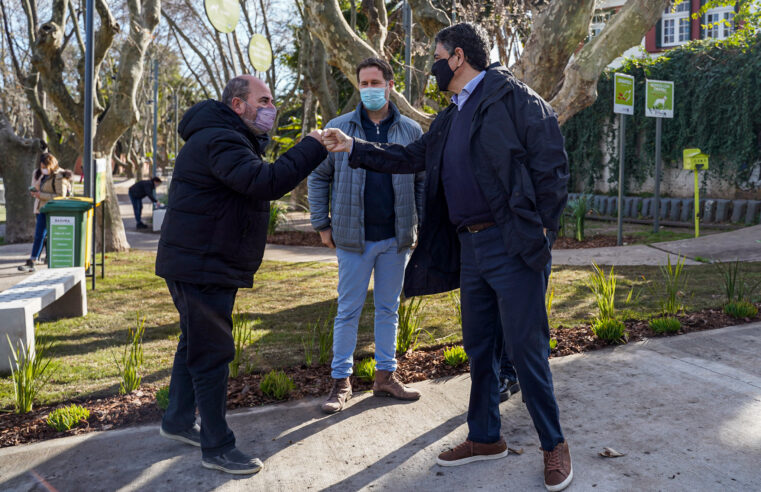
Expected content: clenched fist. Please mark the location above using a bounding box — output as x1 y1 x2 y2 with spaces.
323 128 353 153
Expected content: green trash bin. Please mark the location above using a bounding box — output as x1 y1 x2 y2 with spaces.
40 198 94 269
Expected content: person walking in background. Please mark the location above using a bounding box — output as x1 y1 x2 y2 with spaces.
18 152 72 273
128 177 162 230
308 57 425 415
322 23 572 492
155 74 327 475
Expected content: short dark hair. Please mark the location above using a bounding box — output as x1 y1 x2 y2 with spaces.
434 23 490 72
356 57 394 82
152 177 162 184
221 77 251 107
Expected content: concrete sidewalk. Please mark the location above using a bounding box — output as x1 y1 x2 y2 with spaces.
1 322 759 491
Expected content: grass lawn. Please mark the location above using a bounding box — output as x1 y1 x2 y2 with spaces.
1 250 758 410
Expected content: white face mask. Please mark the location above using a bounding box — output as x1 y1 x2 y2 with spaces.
41 169 50 175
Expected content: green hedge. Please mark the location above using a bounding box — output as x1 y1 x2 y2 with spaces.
562 33 761 192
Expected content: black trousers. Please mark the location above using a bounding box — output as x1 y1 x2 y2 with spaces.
162 279 238 458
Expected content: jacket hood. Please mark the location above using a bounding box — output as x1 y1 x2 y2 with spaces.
179 99 269 153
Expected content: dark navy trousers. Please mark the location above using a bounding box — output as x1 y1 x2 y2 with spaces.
499 251 553 382
163 279 238 458
458 226 564 450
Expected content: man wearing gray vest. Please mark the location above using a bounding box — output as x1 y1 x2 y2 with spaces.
308 57 425 414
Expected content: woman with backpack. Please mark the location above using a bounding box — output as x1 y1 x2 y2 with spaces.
18 152 72 272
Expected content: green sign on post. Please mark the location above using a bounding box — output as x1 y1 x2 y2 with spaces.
49 216 76 268
645 79 674 118
248 34 272 73
205 0 239 33
613 73 634 115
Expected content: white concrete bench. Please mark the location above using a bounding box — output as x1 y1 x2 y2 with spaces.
0 267 87 374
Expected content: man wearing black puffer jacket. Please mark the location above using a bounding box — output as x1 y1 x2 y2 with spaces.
155 75 326 475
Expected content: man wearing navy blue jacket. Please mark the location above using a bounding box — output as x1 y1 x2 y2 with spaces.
155 75 326 475
323 23 572 492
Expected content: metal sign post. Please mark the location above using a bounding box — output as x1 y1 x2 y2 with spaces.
403 1 412 101
152 59 159 180
645 79 674 233
83 0 97 289
613 73 634 246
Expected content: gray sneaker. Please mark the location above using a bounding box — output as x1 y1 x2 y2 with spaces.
202 448 264 475
159 423 201 447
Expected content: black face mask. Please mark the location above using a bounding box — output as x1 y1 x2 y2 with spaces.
431 55 460 92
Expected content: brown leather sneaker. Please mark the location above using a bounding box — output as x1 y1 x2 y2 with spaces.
436 438 508 466
373 370 421 401
542 440 573 491
320 377 352 414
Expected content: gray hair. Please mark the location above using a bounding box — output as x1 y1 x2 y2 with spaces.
221 76 251 107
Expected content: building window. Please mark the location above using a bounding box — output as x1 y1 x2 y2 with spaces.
589 12 612 39
662 1 690 47
704 7 735 40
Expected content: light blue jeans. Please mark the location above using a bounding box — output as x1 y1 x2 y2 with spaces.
332 237 410 379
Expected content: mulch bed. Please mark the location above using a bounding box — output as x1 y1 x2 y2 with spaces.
267 230 635 250
2 305 759 448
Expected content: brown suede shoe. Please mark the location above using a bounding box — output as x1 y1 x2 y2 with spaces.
542 441 573 491
373 370 421 401
436 438 508 466
320 377 352 414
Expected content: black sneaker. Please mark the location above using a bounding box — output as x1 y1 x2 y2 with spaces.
159 423 201 447
136 222 148 230
499 378 520 402
201 448 264 475
17 259 35 272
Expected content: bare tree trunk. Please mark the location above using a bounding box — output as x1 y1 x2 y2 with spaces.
0 112 43 243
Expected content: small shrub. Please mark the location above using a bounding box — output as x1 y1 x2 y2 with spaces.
268 201 289 235
316 317 334 365
591 318 627 345
355 358 376 382
47 404 90 432
115 314 146 395
443 346 468 367
156 386 170 411
302 329 315 367
549 338 558 351
659 255 688 315
585 263 617 321
568 195 591 241
448 291 462 326
546 273 554 317
649 317 681 334
259 370 295 400
6 325 55 414
724 301 758 319
715 259 761 304
230 312 257 379
397 296 427 354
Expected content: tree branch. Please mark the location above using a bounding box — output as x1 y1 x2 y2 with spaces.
550 0 671 124
162 8 222 99
304 0 433 129
511 0 595 100
407 0 449 38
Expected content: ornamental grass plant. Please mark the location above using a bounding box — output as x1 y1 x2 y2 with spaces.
47 404 90 432
259 370 295 400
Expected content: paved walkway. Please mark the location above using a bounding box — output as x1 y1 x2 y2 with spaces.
1 322 759 491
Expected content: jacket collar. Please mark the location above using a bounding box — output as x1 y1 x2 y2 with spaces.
478 63 515 110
